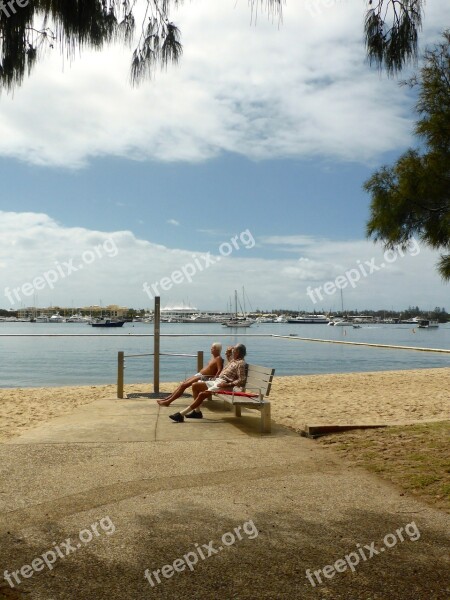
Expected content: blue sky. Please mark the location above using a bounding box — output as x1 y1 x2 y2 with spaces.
0 1 449 311
0 153 378 254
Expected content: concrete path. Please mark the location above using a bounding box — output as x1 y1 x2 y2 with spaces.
0 396 448 600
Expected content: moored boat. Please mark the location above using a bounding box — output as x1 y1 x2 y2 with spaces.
91 319 125 328
417 319 439 328
287 314 329 324
49 312 65 323
223 319 253 328
222 290 254 328
67 313 90 323
35 313 49 323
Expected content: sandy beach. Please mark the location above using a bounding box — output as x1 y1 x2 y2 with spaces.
1 367 449 442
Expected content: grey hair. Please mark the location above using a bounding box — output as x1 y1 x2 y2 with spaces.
234 343 246 358
212 342 222 352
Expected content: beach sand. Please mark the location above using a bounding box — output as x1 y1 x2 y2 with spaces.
1 367 449 442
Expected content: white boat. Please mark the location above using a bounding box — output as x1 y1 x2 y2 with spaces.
35 314 49 323
161 304 198 322
331 290 353 326
223 290 253 328
400 317 421 324
223 319 253 328
418 319 439 329
287 314 329 324
275 315 287 323
67 313 89 323
49 312 65 323
180 313 217 323
333 320 353 327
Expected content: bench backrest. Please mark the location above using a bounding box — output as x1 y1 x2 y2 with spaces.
244 364 275 397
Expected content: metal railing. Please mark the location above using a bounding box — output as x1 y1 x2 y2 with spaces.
117 349 204 398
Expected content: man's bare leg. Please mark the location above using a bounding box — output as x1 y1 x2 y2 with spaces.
192 381 208 402
157 376 200 405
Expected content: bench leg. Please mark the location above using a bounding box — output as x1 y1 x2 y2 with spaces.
234 404 241 417
261 403 271 433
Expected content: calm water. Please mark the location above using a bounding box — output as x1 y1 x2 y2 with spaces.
1 321 449 388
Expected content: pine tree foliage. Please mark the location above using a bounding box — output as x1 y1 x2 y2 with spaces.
365 0 424 74
0 1 425 91
365 31 450 279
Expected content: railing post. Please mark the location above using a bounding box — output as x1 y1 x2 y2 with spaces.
117 351 124 399
154 296 160 393
197 350 203 372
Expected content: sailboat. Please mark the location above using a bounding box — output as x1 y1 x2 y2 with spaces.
222 290 253 328
331 289 353 326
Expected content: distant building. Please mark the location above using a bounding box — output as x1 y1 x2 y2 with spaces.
82 305 128 318
17 305 129 319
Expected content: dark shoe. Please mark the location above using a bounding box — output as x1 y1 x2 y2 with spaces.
169 412 184 423
186 411 203 419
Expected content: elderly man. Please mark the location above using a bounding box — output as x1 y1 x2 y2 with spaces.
169 344 247 422
157 342 223 406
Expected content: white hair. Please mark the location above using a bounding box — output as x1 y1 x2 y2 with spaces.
212 342 222 352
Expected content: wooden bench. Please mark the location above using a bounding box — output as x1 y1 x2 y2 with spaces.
209 364 275 433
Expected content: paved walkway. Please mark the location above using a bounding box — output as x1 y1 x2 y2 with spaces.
0 396 448 600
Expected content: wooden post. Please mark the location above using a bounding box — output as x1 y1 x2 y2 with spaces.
117 351 124 399
197 350 204 373
154 296 160 393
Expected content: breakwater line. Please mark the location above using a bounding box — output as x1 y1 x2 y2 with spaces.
273 335 450 354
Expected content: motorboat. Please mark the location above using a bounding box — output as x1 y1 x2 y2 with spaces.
91 319 125 328
287 314 329 324
418 320 439 328
49 312 65 323
181 314 217 323
35 314 49 323
67 313 89 323
275 315 287 323
333 320 353 327
400 317 421 324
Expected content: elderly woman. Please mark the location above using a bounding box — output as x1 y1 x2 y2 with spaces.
169 344 247 422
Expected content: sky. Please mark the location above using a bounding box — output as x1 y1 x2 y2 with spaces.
0 0 449 312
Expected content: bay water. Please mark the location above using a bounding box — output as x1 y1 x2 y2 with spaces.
1 322 449 388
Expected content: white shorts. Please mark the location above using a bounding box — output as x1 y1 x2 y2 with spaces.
205 379 226 392
205 380 243 393
195 373 212 381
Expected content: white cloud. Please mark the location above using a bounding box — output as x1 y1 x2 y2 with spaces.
0 211 448 311
167 219 180 227
0 1 448 168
